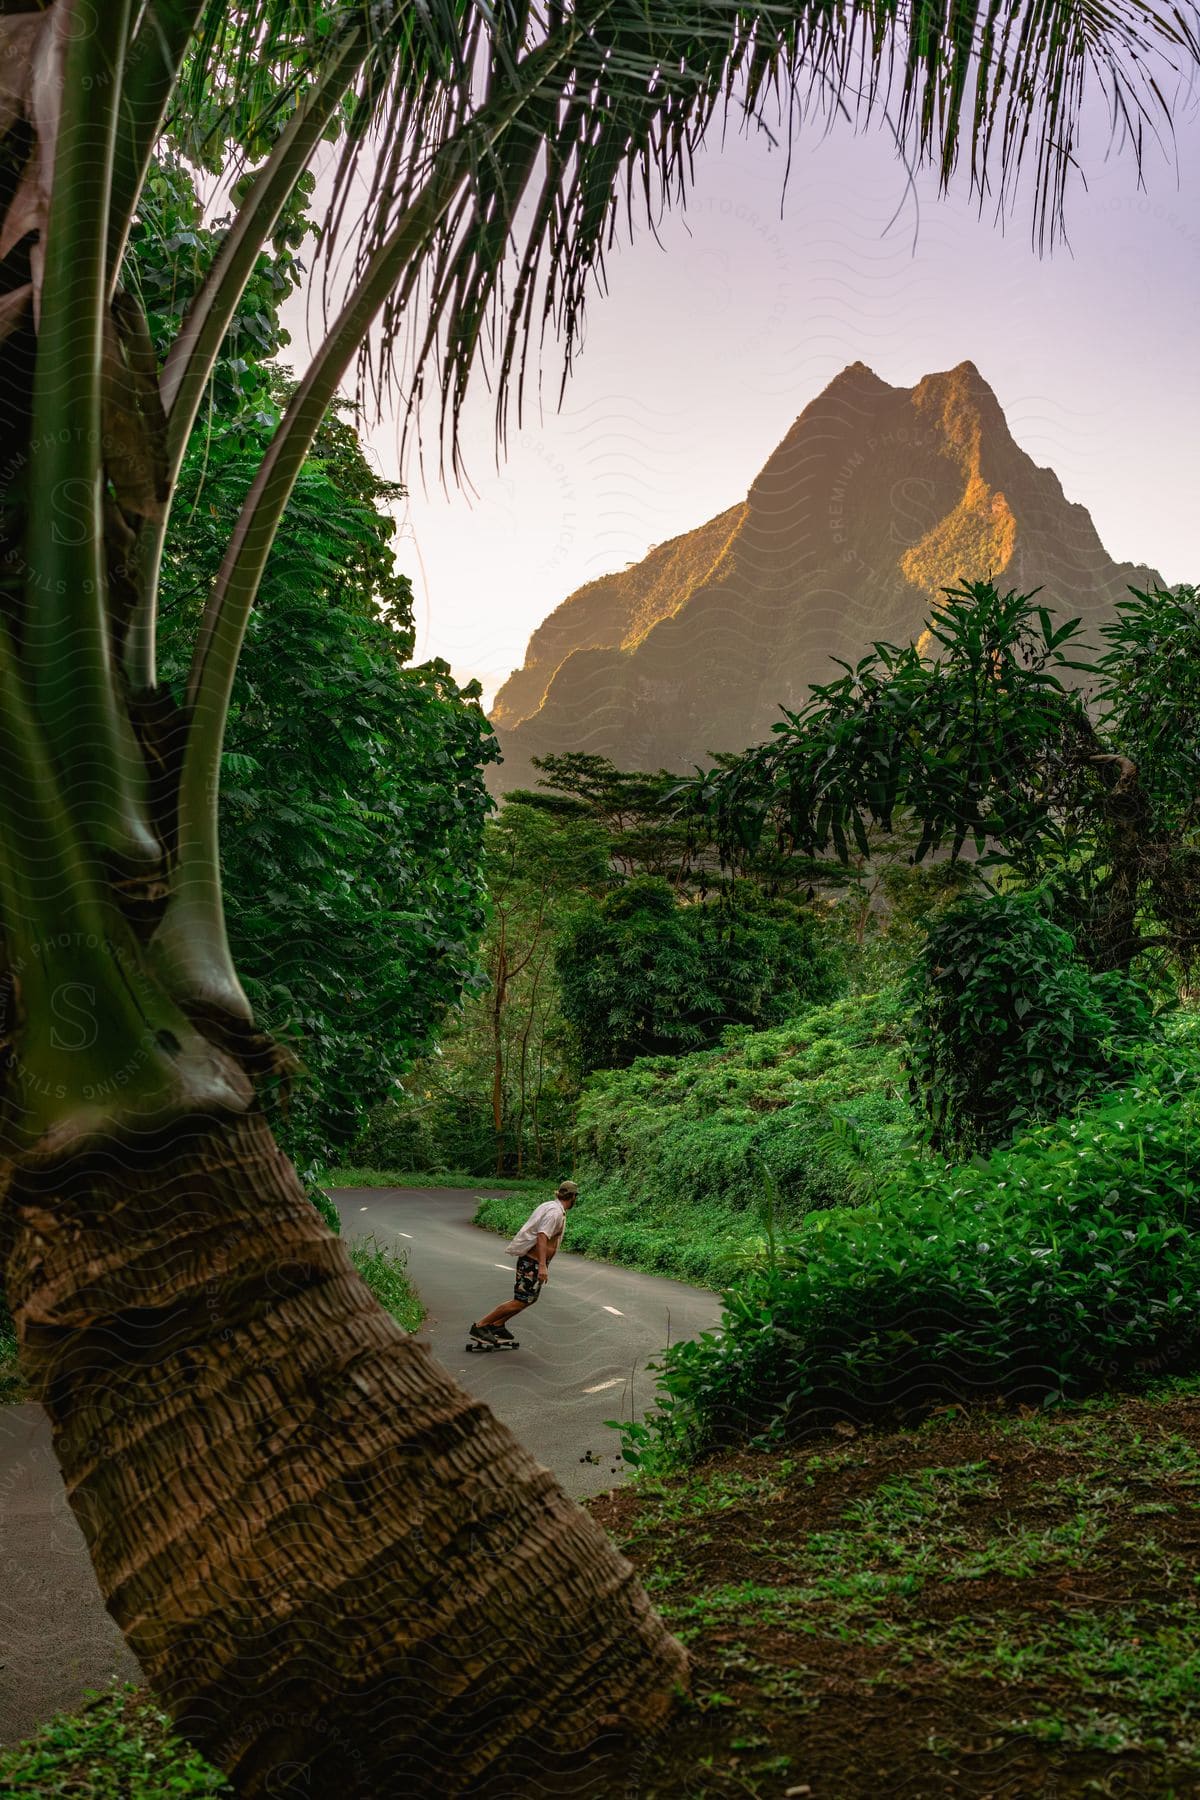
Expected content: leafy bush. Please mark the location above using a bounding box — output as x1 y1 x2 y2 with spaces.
476 991 919 1285
620 1057 1200 1465
0 1686 231 1796
556 877 841 1074
904 892 1157 1155
347 1235 425 1333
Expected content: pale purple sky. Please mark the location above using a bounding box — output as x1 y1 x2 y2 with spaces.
284 75 1200 710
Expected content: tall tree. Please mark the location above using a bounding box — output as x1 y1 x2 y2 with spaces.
159 397 498 1174
0 4 1193 1794
133 154 498 1173
688 581 1200 975
511 752 708 886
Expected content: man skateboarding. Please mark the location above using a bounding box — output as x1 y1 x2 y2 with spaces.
469 1180 578 1347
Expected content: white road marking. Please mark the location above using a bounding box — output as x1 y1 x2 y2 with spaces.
583 1378 624 1394
603 1305 623 1316
396 1231 413 1239
359 1206 368 1211
494 1264 511 1271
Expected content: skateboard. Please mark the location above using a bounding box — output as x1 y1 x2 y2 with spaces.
465 1338 519 1353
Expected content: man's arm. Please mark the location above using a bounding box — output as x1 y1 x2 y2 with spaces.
535 1231 552 1280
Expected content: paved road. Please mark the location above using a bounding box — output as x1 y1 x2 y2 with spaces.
0 1399 143 1744
0 1188 720 1744
333 1187 721 1502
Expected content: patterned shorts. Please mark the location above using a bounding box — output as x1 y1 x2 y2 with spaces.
513 1254 543 1305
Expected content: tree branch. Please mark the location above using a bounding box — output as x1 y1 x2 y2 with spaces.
1087 752 1141 797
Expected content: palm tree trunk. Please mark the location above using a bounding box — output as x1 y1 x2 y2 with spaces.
2 1103 686 1796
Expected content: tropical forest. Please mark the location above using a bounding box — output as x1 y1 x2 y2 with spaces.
1 4 1200 1799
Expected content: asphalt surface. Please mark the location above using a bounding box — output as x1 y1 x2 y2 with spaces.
333 1187 721 1502
0 1399 142 1744
0 1188 720 1745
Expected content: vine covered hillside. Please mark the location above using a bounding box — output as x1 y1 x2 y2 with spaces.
477 990 918 1284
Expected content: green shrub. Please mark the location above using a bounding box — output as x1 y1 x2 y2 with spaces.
556 877 842 1073
621 1060 1200 1465
348 1234 424 1332
0 1686 231 1796
904 892 1157 1155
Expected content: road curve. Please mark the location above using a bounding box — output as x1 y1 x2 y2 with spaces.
334 1186 722 1502
0 1188 721 1744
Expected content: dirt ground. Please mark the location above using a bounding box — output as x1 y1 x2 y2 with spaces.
587 1383 1200 1798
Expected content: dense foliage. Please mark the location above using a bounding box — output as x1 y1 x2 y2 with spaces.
688 580 1200 976
476 990 918 1284
619 1024 1200 1464
157 404 496 1169
356 798 610 1176
905 891 1158 1155
556 877 842 1074
136 156 497 1170
357 766 845 1180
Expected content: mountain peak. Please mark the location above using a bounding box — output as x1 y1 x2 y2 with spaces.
914 357 1003 412
818 359 893 396
489 363 1160 792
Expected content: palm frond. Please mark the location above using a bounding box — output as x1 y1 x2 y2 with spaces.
174 2 1196 471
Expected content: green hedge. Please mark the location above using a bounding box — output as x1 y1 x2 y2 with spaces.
621 1049 1200 1464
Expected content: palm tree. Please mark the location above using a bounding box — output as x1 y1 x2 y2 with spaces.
0 2 1193 1793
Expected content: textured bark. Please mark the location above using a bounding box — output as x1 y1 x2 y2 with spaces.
2 1103 687 1795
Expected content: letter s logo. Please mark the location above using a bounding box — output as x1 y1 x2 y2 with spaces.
50 982 97 1051
888 476 939 546
52 477 95 549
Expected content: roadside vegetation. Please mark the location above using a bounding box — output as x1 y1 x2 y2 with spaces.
475 989 917 1285
618 1023 1200 1467
346 1236 425 1334
325 1169 541 1194
594 1374 1200 1797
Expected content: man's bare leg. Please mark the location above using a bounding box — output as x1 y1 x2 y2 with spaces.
476 1298 528 1329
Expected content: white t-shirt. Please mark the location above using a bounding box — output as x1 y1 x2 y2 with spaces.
505 1198 567 1258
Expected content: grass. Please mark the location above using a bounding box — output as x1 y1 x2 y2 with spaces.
0 1686 231 1797
588 1370 1200 1796
346 1233 425 1333
325 1167 542 1193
